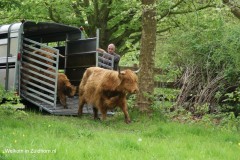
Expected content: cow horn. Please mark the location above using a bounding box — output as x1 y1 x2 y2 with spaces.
59 54 65 58
134 67 141 74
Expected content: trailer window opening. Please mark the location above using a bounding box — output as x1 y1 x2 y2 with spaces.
0 33 8 39
47 41 65 47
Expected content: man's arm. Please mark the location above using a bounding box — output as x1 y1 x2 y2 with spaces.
97 48 106 53
114 54 120 63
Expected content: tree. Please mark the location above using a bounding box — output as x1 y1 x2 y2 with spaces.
222 0 240 19
2 0 234 57
136 0 156 112
0 0 141 55
70 0 141 53
0 0 222 56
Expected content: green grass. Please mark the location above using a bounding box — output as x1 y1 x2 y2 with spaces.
0 110 240 160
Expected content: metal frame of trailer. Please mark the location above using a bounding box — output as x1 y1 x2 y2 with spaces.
0 21 114 115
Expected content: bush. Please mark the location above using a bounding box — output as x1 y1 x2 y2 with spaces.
0 85 26 117
165 20 240 114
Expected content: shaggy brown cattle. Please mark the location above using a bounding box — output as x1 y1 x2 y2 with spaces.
33 48 55 65
21 48 56 83
32 47 65 66
78 67 139 123
23 47 64 73
57 73 76 108
21 48 56 92
47 69 76 108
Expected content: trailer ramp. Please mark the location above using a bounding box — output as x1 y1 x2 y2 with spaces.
36 96 115 115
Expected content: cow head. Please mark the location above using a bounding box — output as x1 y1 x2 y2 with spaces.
118 69 139 94
64 85 77 97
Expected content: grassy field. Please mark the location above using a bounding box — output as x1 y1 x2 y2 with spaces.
0 109 240 160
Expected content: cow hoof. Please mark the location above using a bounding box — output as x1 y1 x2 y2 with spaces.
94 117 101 121
77 112 82 117
125 119 131 124
125 121 131 124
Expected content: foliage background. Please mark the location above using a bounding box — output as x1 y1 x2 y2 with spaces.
1 0 240 117
1 1 240 158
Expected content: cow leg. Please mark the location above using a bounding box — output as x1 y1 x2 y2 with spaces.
99 107 107 121
93 107 100 120
120 99 131 124
59 94 67 109
78 97 85 116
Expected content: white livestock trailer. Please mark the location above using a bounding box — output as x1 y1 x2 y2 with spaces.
0 21 114 115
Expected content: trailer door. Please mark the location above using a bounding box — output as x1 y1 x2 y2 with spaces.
20 38 59 110
65 38 98 86
65 37 114 87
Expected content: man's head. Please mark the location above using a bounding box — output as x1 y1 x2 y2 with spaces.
107 43 115 54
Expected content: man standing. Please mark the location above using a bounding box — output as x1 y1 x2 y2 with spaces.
97 43 120 70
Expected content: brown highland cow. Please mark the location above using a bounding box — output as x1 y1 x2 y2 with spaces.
78 67 139 123
57 73 76 108
46 68 76 108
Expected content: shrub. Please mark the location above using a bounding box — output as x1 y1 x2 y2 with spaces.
166 21 240 114
0 85 26 117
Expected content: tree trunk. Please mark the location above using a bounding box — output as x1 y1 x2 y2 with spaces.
223 0 240 19
136 0 156 112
